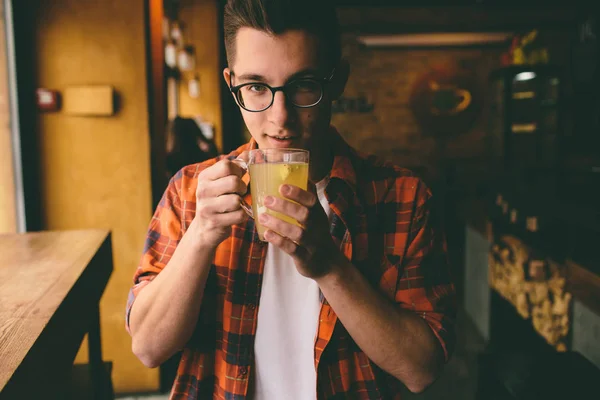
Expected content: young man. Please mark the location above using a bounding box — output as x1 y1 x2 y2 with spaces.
127 0 456 398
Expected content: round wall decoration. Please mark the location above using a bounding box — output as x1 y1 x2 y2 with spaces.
409 65 483 136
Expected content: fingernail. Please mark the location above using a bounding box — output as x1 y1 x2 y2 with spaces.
259 213 268 223
264 196 274 206
281 185 291 195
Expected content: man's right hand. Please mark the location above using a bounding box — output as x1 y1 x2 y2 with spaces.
192 158 249 248
130 157 248 367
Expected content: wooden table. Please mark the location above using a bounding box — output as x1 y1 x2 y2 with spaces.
0 230 113 399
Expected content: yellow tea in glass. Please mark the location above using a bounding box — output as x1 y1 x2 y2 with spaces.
235 148 309 241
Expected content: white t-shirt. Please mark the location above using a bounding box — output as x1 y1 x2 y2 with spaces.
252 178 331 400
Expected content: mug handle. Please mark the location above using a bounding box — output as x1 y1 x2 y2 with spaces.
231 157 254 219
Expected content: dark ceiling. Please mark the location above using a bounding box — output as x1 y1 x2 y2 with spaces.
333 0 587 6
172 0 590 8
165 0 590 34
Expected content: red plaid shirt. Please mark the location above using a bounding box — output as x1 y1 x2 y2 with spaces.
127 129 456 399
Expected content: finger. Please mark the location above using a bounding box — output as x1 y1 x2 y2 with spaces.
199 159 246 181
205 209 248 229
263 229 300 255
196 194 241 217
263 196 309 226
259 212 304 243
279 184 317 208
197 175 247 199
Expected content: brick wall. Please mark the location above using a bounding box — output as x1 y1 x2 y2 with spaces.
332 34 503 187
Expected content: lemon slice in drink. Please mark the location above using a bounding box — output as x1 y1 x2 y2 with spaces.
280 163 292 181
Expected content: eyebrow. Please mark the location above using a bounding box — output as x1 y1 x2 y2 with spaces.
235 68 321 84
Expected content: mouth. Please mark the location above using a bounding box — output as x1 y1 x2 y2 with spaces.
265 134 300 146
269 135 296 140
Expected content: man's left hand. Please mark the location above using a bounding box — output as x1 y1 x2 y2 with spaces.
258 183 342 279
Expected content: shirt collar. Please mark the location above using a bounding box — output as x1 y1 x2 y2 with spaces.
327 126 358 196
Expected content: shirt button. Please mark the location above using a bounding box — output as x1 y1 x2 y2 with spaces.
239 366 248 376
247 303 256 310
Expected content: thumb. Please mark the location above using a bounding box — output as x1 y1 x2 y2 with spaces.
231 150 250 177
237 150 250 164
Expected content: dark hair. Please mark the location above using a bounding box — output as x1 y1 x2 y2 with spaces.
165 117 218 176
223 0 341 69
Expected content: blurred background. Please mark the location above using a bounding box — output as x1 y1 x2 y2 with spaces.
0 0 598 399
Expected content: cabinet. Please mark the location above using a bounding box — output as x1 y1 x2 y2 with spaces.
487 65 562 173
486 65 568 266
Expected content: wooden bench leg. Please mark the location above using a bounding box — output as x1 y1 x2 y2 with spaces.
88 304 114 400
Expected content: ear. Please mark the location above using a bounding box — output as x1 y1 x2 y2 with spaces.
223 67 232 88
223 67 238 102
329 59 349 100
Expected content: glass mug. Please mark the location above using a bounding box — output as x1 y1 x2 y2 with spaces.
233 148 309 241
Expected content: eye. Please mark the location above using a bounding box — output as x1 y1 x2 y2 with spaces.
244 84 269 94
291 80 319 92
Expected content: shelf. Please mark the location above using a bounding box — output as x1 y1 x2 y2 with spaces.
512 123 537 133
513 91 536 100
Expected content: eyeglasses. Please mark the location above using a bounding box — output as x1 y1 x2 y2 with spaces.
229 69 335 112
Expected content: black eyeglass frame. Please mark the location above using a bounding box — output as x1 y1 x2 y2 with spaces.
229 68 336 112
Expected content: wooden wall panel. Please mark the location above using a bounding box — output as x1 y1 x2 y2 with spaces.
32 0 158 393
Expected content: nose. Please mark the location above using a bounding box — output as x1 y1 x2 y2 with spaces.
268 90 294 127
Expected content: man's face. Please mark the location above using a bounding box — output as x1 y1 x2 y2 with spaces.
224 28 335 152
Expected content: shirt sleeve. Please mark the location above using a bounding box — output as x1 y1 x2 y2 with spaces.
125 172 184 334
385 176 457 362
